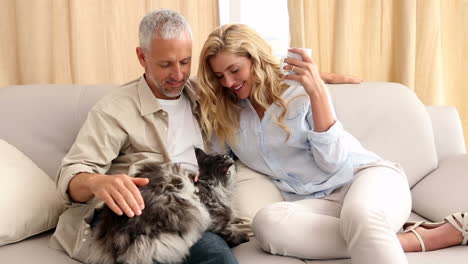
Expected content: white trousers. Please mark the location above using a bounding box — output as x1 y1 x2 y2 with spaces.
251 162 412 264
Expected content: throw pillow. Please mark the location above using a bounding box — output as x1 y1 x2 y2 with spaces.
0 139 66 246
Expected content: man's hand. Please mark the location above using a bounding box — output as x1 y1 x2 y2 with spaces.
320 72 362 84
69 172 149 217
89 174 149 217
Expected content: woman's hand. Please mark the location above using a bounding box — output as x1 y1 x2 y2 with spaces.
282 48 335 132
282 48 326 98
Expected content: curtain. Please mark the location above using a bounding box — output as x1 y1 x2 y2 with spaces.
288 0 468 149
0 0 219 85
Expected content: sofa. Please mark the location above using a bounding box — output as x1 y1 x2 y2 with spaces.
0 81 467 264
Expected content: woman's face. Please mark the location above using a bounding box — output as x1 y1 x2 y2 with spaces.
208 51 253 100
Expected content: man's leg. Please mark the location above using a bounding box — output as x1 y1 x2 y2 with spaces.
184 232 238 264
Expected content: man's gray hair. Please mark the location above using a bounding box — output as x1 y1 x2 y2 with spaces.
139 9 193 52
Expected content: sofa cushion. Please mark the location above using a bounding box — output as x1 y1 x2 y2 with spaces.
0 140 65 246
327 82 438 187
0 231 81 264
411 154 468 221
232 161 284 235
0 84 115 180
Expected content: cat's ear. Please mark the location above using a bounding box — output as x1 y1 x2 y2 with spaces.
194 147 207 159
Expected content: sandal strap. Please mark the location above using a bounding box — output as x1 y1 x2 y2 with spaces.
408 229 427 252
403 221 423 232
403 221 426 252
445 212 468 245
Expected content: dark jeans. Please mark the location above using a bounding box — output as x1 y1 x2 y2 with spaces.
154 232 238 264
183 232 238 264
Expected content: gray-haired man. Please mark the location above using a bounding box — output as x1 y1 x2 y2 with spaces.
50 9 237 264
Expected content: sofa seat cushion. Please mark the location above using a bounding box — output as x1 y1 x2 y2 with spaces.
0 230 80 264
3 228 466 264
0 140 65 246
411 154 468 221
405 246 468 264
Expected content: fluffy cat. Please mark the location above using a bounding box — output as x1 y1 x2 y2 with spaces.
87 148 249 264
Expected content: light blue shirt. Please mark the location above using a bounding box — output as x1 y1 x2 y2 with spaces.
227 85 381 200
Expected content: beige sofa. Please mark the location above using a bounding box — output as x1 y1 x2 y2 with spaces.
0 82 467 264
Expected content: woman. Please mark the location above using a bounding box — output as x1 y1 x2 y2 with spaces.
197 24 467 264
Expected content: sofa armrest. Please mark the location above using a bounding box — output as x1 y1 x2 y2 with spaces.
426 106 466 161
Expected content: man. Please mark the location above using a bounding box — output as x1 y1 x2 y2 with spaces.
50 8 361 264
50 9 237 264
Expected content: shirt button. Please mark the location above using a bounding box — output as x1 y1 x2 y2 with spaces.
84 230 90 235
161 112 167 117
85 224 90 228
82 238 86 243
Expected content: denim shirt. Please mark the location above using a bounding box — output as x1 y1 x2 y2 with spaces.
228 85 381 200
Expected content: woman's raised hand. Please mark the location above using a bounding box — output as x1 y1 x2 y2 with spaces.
282 48 326 98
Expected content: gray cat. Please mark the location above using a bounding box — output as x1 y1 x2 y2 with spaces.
88 148 249 264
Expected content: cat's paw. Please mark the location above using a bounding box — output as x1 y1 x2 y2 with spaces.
227 231 250 247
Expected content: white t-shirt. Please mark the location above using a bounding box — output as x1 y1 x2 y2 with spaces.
157 94 204 171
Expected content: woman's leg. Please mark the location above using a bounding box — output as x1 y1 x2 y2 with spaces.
252 189 350 259
252 163 412 262
340 165 412 264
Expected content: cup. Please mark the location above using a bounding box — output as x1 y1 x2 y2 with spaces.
280 48 312 86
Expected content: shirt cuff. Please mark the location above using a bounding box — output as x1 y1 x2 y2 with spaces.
306 120 343 145
57 164 95 205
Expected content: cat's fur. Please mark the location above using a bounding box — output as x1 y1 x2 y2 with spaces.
87 148 249 264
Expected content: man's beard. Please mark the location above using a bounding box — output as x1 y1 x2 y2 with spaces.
147 73 187 99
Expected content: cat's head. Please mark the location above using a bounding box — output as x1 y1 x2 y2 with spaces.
194 147 234 186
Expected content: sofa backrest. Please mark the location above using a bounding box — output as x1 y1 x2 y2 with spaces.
0 84 115 179
0 82 438 187
327 82 438 187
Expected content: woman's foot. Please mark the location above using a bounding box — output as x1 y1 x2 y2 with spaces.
398 222 464 252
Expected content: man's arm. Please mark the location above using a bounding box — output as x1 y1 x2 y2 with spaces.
58 109 148 218
320 72 363 84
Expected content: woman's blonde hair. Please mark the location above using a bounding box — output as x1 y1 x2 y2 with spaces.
198 24 290 148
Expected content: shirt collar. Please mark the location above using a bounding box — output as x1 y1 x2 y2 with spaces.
138 75 200 116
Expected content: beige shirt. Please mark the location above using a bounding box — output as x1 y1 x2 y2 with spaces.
49 76 201 262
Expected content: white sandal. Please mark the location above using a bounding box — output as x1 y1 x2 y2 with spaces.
402 212 468 252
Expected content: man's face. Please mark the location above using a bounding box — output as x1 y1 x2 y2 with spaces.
137 31 192 100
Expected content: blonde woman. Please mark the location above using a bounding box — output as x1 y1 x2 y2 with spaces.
197 24 467 264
